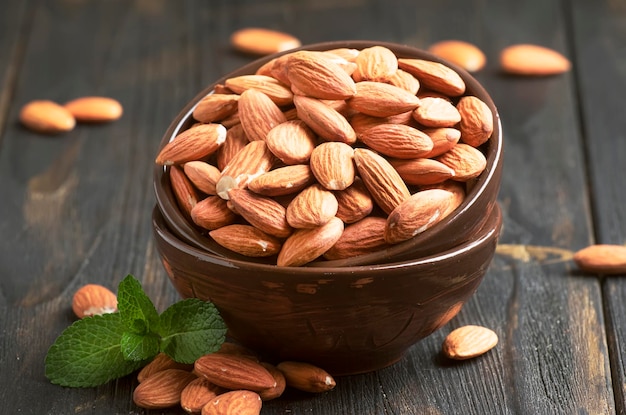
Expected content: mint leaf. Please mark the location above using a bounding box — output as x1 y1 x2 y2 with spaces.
120 331 160 362
45 313 145 387
117 275 159 335
158 299 227 364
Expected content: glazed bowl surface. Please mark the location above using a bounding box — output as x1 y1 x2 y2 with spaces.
153 40 503 267
152 203 502 375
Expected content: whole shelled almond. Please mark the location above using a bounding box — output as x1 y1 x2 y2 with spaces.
194 353 276 392
137 353 194 383
422 127 461 157
310 141 356 191
277 217 344 267
293 95 356 144
19 100 76 134
227 189 293 238
436 143 487 181
63 96 123 122
287 51 357 99
156 124 227 165
248 164 314 197
286 183 339 228
183 161 222 195
386 69 421 94
238 88 287 142
276 361 336 393
192 94 240 123
457 96 493 148
428 40 486 73
442 325 498 360
169 165 200 219
225 74 294 106
412 96 461 127
216 123 249 170
358 123 433 159
217 140 276 191
201 390 262 415
133 369 197 409
500 44 570 75
258 362 287 401
398 58 466 96
390 158 456 185
180 377 223 414
353 45 398 82
209 224 282 257
334 177 374 224
72 284 117 319
265 120 317 165
230 27 301 56
324 216 389 260
190 196 237 231
573 244 626 275
348 81 420 117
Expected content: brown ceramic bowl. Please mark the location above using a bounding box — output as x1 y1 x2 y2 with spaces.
153 40 503 267
152 202 502 375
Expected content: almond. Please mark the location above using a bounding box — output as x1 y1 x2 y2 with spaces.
390 158 456 185
457 96 493 147
133 369 197 409
442 325 498 360
436 143 487 181
225 74 293 106
358 123 433 159
191 196 237 230
201 390 262 415
192 94 240 123
276 217 344 266
170 165 200 218
324 216 389 260
258 363 287 401
276 361 336 393
428 40 486 73
412 96 461 127
349 110 414 134
573 244 626 275
500 44 570 75
216 123 249 171
183 161 221 195
71 284 117 319
353 148 411 215
180 377 223 414
422 127 461 157
265 120 317 165
238 88 287 142
209 224 282 257
348 81 420 117
248 164 314 197
194 353 276 392
19 100 75 134
63 96 123 122
310 141 356 191
156 123 227 165
286 51 357 99
218 140 276 191
293 95 356 144
137 353 194 383
398 58 466 96
230 27 301 56
325 47 360 62
286 184 339 228
385 189 457 244
227 188 292 238
386 69 421 94
334 177 374 224
352 45 398 82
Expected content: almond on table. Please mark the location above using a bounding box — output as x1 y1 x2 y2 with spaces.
499 44 571 75
230 27 301 56
19 100 76 134
63 96 123 122
428 40 486 73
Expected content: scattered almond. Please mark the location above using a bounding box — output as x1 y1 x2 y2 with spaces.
133 369 197 409
180 377 223 414
500 44 571 75
63 96 123 122
230 27 301 56
573 244 626 275
19 100 76 134
428 40 486 73
71 284 117 319
194 354 276 392
201 390 262 415
442 325 498 360
276 361 336 393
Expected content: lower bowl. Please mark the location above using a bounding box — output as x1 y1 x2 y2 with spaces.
152 202 502 375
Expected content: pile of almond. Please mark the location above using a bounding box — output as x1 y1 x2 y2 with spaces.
133 343 335 414
156 45 494 266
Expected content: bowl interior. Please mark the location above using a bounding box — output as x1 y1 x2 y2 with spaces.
153 40 503 267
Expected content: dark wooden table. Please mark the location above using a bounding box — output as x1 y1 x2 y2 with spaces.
1 0 625 414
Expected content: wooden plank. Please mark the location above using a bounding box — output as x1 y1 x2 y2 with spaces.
569 0 626 412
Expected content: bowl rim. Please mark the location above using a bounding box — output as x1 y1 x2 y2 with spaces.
152 201 502 274
153 40 503 268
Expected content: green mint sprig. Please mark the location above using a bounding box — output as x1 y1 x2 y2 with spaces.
44 275 227 388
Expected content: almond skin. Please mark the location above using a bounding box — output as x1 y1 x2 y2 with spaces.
192 94 240 123
190 196 237 231
194 353 276 392
286 51 357 99
293 95 356 144
230 27 301 56
428 40 486 73
422 127 461 157
248 164 314 197
286 184 339 229
436 143 487 181
310 141 356 191
169 165 200 219
133 369 197 409
500 44 571 75
398 58 466 96
353 45 398 82
442 325 498 360
201 390 262 415
358 123 433 159
63 96 123 122
348 81 420 117
412 96 461 128
573 244 626 275
276 361 336 393
209 224 282 257
71 284 117 319
156 123 227 165
277 217 344 266
19 100 76 134
238 88 287 142
227 188 293 238
390 158 456 185
457 96 493 147
265 120 317 165
183 161 221 195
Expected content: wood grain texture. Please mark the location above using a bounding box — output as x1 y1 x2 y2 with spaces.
0 0 622 414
